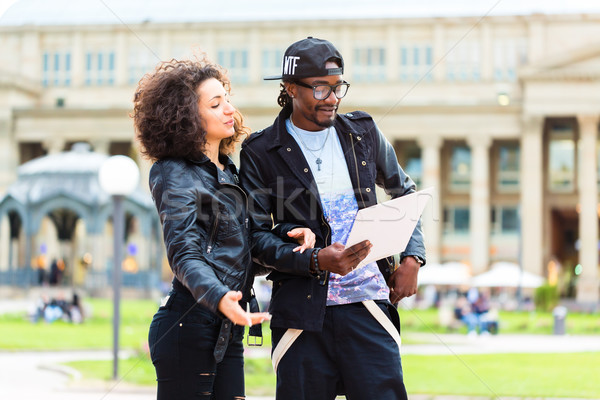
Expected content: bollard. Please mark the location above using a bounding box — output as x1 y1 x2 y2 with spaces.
552 306 567 335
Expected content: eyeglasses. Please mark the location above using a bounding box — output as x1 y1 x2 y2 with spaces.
294 80 350 100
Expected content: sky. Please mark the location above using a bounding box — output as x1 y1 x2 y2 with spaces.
2 0 600 24
0 0 16 16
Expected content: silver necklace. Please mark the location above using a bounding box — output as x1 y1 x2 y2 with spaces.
289 116 331 171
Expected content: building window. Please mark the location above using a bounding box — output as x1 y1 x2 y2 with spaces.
86 51 116 86
497 143 520 192
445 40 480 82
109 141 133 157
353 47 386 82
41 51 71 87
218 49 249 84
107 52 115 85
19 142 47 165
493 38 528 82
262 48 284 81
64 53 71 86
444 206 470 234
450 145 471 191
395 141 422 188
399 44 433 82
42 52 49 86
491 206 519 234
548 123 575 192
128 47 157 85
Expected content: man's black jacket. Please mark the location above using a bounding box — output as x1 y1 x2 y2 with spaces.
240 105 426 331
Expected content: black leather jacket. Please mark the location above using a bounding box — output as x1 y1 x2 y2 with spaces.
240 105 426 331
149 154 256 313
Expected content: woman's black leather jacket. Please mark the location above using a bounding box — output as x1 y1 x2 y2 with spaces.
149 154 260 313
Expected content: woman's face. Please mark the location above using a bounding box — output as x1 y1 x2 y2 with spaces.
196 77 236 144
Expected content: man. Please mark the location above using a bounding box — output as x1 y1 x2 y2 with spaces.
240 37 425 400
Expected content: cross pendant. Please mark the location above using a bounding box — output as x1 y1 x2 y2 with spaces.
316 158 322 171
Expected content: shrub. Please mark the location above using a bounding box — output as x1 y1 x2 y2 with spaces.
534 284 559 312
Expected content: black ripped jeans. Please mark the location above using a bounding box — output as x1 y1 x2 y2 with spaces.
148 289 245 399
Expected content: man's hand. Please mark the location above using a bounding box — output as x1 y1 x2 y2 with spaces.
288 228 316 253
388 256 420 304
317 240 372 276
217 291 271 326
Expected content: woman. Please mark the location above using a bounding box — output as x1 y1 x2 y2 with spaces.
133 57 314 399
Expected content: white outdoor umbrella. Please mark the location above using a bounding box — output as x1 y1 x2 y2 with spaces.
417 262 471 286
471 262 544 288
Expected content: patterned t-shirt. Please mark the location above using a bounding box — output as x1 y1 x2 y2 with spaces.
286 119 389 305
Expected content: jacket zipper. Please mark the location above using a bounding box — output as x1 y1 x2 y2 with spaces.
221 182 252 294
206 213 220 254
349 132 366 208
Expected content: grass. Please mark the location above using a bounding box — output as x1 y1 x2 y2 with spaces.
68 356 157 386
2 299 598 351
2 298 600 397
0 298 157 350
404 352 600 398
64 352 600 398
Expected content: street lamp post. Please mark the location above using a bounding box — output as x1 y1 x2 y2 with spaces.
99 155 140 380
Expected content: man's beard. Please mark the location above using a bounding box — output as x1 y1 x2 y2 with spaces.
312 106 337 128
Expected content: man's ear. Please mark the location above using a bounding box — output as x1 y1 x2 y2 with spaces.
284 82 295 98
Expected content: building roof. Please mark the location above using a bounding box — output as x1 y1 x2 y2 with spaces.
0 142 156 236
3 142 150 209
1 0 600 26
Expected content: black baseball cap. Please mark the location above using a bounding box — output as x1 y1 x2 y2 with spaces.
264 37 344 80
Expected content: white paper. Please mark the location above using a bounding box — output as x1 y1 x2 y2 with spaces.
345 187 433 268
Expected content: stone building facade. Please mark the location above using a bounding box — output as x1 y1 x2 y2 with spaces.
0 1 598 304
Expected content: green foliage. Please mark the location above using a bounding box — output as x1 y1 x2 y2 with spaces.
534 284 560 312
404 352 600 398
0 298 158 350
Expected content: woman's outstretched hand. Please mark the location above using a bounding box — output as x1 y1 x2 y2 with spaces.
217 291 271 326
288 227 316 253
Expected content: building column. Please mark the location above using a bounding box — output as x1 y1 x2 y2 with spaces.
520 115 544 276
468 136 492 274
577 114 599 305
385 25 399 82
0 217 9 271
42 137 66 154
480 23 493 81
71 32 84 87
91 139 110 155
21 31 41 82
0 113 18 192
432 23 446 82
115 31 128 87
248 28 260 84
418 136 442 265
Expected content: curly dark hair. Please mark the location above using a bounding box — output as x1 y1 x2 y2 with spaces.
277 79 294 109
132 57 249 161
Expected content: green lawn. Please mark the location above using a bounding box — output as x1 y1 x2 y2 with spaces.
0 298 157 350
2 298 600 398
65 352 600 398
404 352 600 398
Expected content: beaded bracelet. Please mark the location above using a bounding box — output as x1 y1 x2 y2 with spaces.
310 248 323 277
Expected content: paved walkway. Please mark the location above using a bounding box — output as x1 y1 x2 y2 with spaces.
2 333 599 400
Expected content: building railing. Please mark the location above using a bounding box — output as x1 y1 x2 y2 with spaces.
0 267 161 290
